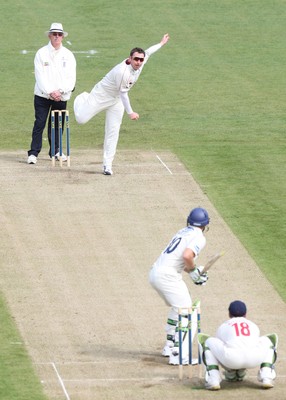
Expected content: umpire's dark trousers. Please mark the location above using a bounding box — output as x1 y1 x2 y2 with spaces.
28 95 67 157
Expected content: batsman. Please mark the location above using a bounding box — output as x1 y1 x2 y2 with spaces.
149 207 211 365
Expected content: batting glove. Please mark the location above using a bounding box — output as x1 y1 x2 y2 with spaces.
189 266 208 285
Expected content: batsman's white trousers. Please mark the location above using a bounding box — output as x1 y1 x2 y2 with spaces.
206 336 274 369
74 89 124 168
149 267 192 321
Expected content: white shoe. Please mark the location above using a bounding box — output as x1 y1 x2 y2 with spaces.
205 370 221 390
103 166 113 175
27 155 37 164
55 152 67 162
169 352 198 365
258 367 276 389
205 380 221 391
260 378 274 389
162 340 174 357
162 344 173 357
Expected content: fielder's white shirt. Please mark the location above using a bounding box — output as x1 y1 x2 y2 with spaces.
34 42 76 101
216 317 261 348
152 226 206 274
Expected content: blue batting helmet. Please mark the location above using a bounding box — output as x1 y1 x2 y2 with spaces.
187 207 209 227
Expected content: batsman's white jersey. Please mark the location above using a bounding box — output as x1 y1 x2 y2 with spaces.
149 226 206 311
206 317 274 369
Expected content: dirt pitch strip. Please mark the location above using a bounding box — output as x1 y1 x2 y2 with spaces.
0 150 285 400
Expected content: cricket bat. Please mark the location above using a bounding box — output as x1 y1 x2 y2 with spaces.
201 251 225 274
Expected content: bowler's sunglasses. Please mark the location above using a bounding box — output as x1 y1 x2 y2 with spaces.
52 32 63 37
132 57 144 62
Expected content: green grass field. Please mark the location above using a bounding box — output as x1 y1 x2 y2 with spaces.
0 0 285 398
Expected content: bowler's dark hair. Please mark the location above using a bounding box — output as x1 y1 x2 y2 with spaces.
130 47 145 57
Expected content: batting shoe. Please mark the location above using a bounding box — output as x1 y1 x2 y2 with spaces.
169 353 189 365
103 166 113 175
162 342 174 357
27 155 37 164
169 351 198 365
55 152 67 162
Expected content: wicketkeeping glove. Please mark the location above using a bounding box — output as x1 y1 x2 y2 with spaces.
189 266 208 285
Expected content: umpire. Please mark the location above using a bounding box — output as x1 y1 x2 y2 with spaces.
27 23 76 164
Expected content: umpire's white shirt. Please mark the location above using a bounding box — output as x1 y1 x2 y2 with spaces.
34 42 76 101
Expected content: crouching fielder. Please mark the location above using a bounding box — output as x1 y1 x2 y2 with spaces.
149 207 210 364
198 300 278 391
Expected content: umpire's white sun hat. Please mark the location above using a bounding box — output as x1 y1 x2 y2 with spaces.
46 23 68 37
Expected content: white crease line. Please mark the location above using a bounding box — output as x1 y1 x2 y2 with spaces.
36 359 140 365
63 377 175 382
36 356 286 365
51 362 71 400
44 375 286 383
156 154 173 175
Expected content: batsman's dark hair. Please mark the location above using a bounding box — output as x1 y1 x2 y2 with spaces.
130 47 145 57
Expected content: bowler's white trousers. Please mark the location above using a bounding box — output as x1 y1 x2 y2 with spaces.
74 88 124 169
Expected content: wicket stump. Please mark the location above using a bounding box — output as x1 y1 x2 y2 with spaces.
178 300 201 380
51 110 70 167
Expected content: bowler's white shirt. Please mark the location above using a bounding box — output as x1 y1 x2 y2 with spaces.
92 44 162 113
